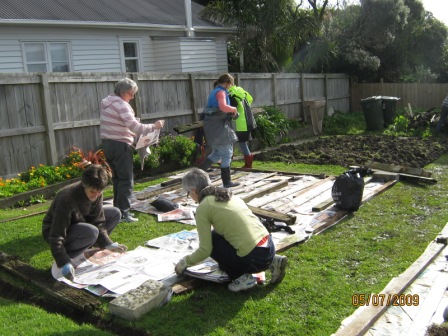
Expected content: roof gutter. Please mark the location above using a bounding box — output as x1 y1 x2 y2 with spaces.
0 19 235 33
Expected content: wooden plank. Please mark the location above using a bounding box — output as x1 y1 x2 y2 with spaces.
247 205 296 225
366 161 432 177
40 74 58 165
312 198 334 212
173 121 203 134
136 183 183 200
310 180 396 234
275 178 335 213
248 178 326 208
333 241 446 336
235 167 327 179
406 271 448 336
0 251 101 312
435 223 448 244
398 173 437 184
240 179 289 203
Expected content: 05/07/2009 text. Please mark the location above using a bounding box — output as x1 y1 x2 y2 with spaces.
352 293 419 306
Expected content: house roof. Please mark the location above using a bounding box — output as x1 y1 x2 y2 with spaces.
0 0 227 31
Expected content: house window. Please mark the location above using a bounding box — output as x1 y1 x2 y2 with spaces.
123 42 140 72
23 42 70 72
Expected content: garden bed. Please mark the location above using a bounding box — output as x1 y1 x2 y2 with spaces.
255 135 448 168
0 178 81 210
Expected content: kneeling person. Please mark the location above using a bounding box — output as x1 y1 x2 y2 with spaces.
175 168 288 292
42 164 127 281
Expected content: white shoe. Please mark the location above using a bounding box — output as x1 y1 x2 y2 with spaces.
228 274 257 292
268 255 288 284
121 212 139 223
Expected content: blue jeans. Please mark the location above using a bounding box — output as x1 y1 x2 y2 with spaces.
237 141 251 155
210 231 275 280
207 144 234 168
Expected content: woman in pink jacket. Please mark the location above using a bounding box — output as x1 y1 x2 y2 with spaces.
100 78 164 222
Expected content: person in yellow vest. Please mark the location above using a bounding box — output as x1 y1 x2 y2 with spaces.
228 85 256 169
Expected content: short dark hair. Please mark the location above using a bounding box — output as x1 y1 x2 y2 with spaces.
81 164 110 190
216 73 234 86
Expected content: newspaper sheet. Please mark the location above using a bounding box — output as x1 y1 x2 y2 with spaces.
157 208 195 222
135 128 160 150
184 258 230 283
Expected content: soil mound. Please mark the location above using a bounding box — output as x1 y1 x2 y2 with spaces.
255 135 448 168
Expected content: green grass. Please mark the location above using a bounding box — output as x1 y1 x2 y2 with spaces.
0 297 113 336
1 155 448 335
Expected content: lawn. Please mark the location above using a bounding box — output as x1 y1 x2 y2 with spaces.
1 109 448 335
1 153 447 335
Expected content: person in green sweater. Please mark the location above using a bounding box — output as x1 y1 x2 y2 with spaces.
228 85 257 169
175 168 288 292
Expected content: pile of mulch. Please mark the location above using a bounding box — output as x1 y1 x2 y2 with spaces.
255 135 448 168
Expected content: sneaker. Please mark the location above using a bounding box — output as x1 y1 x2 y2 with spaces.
268 255 288 284
228 274 257 292
121 212 139 223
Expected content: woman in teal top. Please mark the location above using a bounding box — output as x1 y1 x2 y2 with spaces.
199 73 240 188
175 168 288 292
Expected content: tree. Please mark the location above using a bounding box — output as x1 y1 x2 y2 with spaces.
200 0 319 72
294 0 447 82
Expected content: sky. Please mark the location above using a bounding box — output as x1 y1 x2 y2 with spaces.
299 0 448 26
420 0 448 25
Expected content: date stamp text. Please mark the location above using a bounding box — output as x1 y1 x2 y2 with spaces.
352 294 419 306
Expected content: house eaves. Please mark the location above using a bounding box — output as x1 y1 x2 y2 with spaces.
0 19 235 34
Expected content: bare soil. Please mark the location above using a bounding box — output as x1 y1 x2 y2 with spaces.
255 135 448 168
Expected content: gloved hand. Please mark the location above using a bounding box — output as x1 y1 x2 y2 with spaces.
105 242 128 253
61 262 75 281
175 257 189 275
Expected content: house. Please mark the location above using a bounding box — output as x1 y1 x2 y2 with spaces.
0 0 233 73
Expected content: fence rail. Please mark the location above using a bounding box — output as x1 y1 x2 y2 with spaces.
0 72 350 179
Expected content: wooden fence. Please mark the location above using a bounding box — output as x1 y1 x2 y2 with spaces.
0 72 349 179
351 82 448 112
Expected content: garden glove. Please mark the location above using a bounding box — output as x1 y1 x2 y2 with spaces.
105 242 128 253
175 256 189 275
61 262 75 281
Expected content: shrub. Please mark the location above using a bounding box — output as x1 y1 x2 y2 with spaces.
133 134 197 170
252 106 292 148
322 111 366 135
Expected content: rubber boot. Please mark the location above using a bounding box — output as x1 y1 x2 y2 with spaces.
199 158 214 172
221 167 240 188
241 154 254 169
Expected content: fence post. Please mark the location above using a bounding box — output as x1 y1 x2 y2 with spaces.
129 73 140 118
189 73 198 121
39 74 58 165
272 73 277 108
324 74 328 115
300 74 307 123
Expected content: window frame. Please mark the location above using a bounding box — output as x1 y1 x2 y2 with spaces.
119 39 142 72
22 41 72 73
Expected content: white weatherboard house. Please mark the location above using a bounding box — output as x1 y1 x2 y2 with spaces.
0 0 232 73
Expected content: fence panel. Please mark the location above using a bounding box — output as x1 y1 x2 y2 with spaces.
0 72 350 178
351 82 448 112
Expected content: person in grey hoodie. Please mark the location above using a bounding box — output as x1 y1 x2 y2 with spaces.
100 78 165 222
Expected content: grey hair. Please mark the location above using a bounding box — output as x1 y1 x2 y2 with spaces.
114 78 138 96
182 168 211 193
